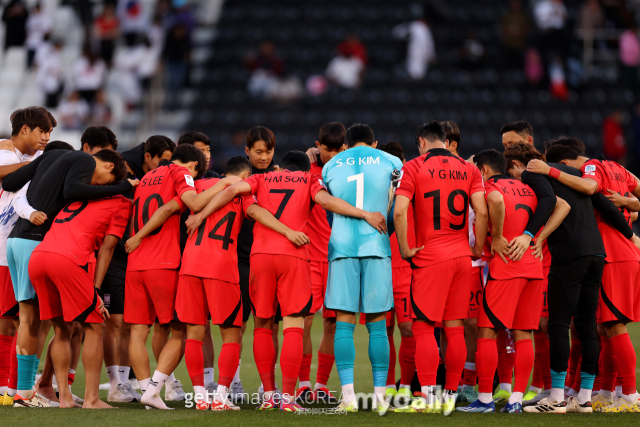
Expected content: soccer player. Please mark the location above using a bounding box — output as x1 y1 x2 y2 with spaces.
318 123 401 413
527 140 640 412
297 122 345 404
186 149 386 412
124 143 238 410
395 121 488 415
80 125 118 154
4 146 137 408
458 149 560 414
29 150 131 409
501 120 534 148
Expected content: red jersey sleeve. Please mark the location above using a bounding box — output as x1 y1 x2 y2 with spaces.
242 195 257 215
469 165 485 194
169 165 197 198
581 161 603 190
396 159 418 200
243 174 262 195
625 168 638 192
105 198 132 238
309 173 327 200
172 194 187 212
483 179 499 197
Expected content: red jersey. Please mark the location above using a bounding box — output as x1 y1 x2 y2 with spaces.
396 148 484 267
34 196 131 267
484 175 543 280
581 159 640 262
180 178 256 282
305 161 331 262
244 169 326 260
390 203 416 268
127 163 196 271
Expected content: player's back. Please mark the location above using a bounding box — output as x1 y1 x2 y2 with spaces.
397 148 484 267
305 160 332 262
484 175 541 279
181 178 254 283
35 196 131 266
128 162 194 271
245 169 326 260
322 145 402 260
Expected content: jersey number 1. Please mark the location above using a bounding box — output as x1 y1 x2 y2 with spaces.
347 173 364 209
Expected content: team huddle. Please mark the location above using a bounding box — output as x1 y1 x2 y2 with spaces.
0 106 638 415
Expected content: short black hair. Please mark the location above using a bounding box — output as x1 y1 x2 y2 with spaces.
474 149 507 175
282 150 311 172
500 120 534 138
43 140 74 152
178 131 210 147
144 135 175 159
10 106 57 136
345 123 375 147
543 136 586 155
378 141 404 162
415 120 446 146
545 145 582 164
81 125 118 150
440 120 461 146
93 149 127 183
171 143 207 179
318 122 346 150
224 156 251 176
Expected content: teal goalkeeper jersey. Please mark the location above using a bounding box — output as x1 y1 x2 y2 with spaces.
322 145 403 261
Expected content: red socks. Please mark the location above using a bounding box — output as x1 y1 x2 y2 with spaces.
280 327 303 399
299 354 312 384
462 367 477 386
185 339 205 387
496 329 515 384
218 343 240 388
0 334 13 389
8 334 16 390
566 338 581 387
443 326 466 391
316 352 334 386
68 372 75 385
609 333 637 395
476 338 498 393
514 339 534 394
533 332 551 389
254 328 276 392
387 333 396 386
399 335 416 385
412 321 438 386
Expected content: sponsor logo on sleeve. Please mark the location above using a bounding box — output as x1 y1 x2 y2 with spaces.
185 175 195 187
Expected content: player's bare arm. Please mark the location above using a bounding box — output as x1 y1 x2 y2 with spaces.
470 190 488 260
94 234 119 319
125 199 181 253
185 181 253 235
531 197 571 260
605 190 640 212
314 189 387 234
0 161 29 180
246 204 310 247
527 159 598 195
180 175 241 213
393 194 423 260
487 191 509 264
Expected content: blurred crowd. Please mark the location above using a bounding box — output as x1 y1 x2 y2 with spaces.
1 0 198 131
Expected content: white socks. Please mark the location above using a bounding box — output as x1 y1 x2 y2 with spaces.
141 371 170 410
215 384 229 403
167 372 177 384
550 387 564 403
203 368 214 386
399 383 411 390
615 385 622 398
373 386 386 407
464 362 476 370
0 386 6 395
314 382 326 391
118 366 131 384
478 392 492 404
499 383 512 393
139 378 151 393
342 384 356 404
232 360 241 384
623 392 639 402
599 389 613 399
508 392 523 405
577 388 592 404
299 380 312 389
528 385 542 394
106 366 120 388
193 385 207 402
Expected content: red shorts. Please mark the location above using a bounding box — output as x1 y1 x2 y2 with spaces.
359 310 395 327
411 257 472 322
598 261 640 323
249 254 312 319
87 258 96 282
310 261 335 318
29 252 103 323
467 266 484 319
124 269 179 325
393 266 411 324
0 265 17 318
479 277 543 330
176 275 242 327
541 266 550 318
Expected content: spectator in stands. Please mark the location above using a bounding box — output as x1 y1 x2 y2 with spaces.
25 3 51 69
500 0 531 68
90 89 112 126
117 0 149 46
336 34 368 65
326 49 365 89
534 0 568 58
392 15 435 80
114 35 159 109
2 0 28 50
163 22 190 109
36 39 64 108
246 41 285 98
619 25 640 92
549 56 569 100
73 46 107 105
458 30 486 70
58 91 90 130
603 109 627 163
167 0 196 39
524 47 544 87
93 4 119 67
577 0 605 33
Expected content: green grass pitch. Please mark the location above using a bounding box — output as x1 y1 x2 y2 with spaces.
1 316 639 426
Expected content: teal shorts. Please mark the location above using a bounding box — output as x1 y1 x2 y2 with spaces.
7 237 40 302
324 256 392 314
